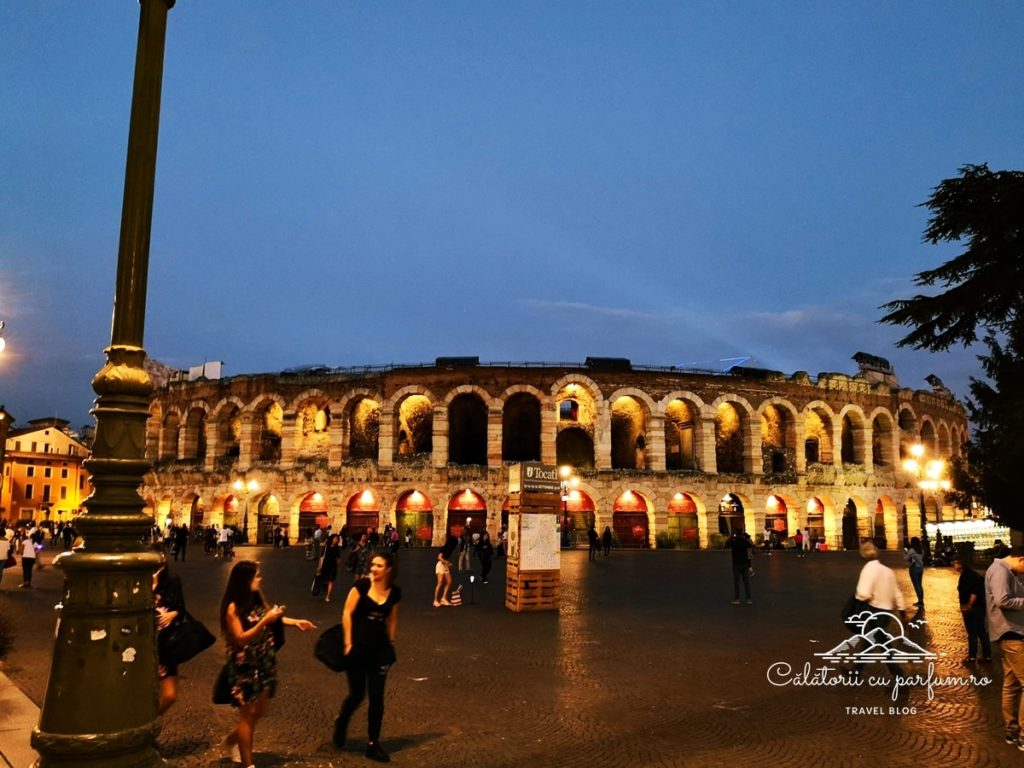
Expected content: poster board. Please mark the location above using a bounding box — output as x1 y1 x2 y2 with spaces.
518 512 560 571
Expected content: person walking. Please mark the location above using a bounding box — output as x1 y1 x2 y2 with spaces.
457 529 472 574
729 530 754 605
20 531 37 588
802 527 812 554
587 525 599 561
321 534 342 602
953 556 991 663
154 563 194 714
333 551 402 763
985 545 1024 748
905 536 925 606
854 541 906 681
601 526 613 556
433 551 453 607
476 531 494 584
218 560 316 768
0 531 11 589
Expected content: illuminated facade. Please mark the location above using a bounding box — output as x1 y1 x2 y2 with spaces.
1 417 92 524
141 356 968 550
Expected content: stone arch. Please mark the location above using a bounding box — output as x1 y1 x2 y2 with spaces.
665 490 705 548
160 408 183 460
609 486 654 548
758 398 799 474
608 388 654 469
443 384 496 408
556 426 595 469
249 395 285 463
338 390 381 461
897 405 918 460
394 489 435 547
762 490 799 542
661 392 706 471
290 389 332 458
501 388 543 463
445 488 489 539
448 391 488 466
710 395 755 474
715 491 755 536
182 404 209 461
874 495 899 550
804 493 836 549
212 398 245 459
803 401 836 465
146 402 162 461
838 404 868 466
839 494 871 550
389 387 436 459
868 408 896 468
551 375 602 434
937 421 952 458
919 417 938 454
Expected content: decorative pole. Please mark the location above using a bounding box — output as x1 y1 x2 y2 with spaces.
32 2 173 766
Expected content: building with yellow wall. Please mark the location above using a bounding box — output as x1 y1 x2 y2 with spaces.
1 417 91 525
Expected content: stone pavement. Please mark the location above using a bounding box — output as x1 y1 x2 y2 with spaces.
0 544 1014 767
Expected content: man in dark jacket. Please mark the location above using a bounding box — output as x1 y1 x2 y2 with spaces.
954 556 991 662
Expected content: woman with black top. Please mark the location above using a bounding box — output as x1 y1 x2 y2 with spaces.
321 533 342 602
154 563 185 714
333 551 401 763
476 531 494 584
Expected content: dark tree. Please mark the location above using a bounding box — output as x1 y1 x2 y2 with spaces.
881 164 1024 526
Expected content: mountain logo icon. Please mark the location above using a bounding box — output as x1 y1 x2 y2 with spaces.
816 610 935 664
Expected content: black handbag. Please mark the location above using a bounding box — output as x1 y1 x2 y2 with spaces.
271 617 286 650
314 624 346 672
212 664 233 705
311 574 325 597
159 612 216 666
842 594 869 626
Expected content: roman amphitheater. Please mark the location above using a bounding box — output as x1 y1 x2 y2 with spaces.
142 354 968 550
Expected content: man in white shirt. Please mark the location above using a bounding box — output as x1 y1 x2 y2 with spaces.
854 540 906 680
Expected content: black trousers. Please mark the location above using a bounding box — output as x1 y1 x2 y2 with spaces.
339 653 390 742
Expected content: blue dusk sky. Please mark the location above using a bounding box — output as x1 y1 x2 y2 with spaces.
2 3 1023 429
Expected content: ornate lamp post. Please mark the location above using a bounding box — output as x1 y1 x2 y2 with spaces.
559 466 578 548
32 2 174 766
902 443 950 566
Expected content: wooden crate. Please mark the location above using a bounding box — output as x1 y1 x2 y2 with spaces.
505 568 560 612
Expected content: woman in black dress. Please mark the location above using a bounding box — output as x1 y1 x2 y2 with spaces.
321 533 342 602
333 551 401 762
154 563 185 714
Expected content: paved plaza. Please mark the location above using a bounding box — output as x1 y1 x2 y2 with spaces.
0 543 1014 767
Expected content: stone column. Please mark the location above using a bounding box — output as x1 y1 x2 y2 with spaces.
203 417 218 472
487 407 502 467
794 414 807 475
594 402 611 470
432 405 448 469
377 410 394 469
328 417 344 469
832 421 844 469
238 412 257 473
747 418 763 476
861 422 874 473
648 414 666 472
279 412 299 468
540 403 557 465
699 413 718 475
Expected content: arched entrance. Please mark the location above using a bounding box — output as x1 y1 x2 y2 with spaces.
256 494 280 545
873 499 887 549
298 491 329 539
447 489 487 538
667 493 699 547
806 497 825 548
718 494 745 535
841 499 858 550
765 495 788 541
396 490 434 547
612 490 649 548
346 490 380 537
563 488 596 547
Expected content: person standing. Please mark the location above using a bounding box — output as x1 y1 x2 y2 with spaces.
953 556 991 663
457 529 472 574
218 561 316 768
433 551 453 607
20 532 37 588
0 531 11 589
154 563 186 714
855 541 907 681
793 528 803 558
587 525 599 561
729 530 754 605
905 536 925 606
174 524 189 562
986 546 1024 748
334 552 401 763
321 534 342 603
601 526 613 556
476 531 494 584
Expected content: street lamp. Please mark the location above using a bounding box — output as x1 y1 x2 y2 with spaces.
902 443 950 566
559 466 579 548
233 478 260 545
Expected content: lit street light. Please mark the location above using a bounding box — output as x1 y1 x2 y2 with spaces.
233 478 260 544
559 465 579 548
902 442 951 566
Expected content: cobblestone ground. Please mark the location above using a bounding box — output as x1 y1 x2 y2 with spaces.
0 545 1012 767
